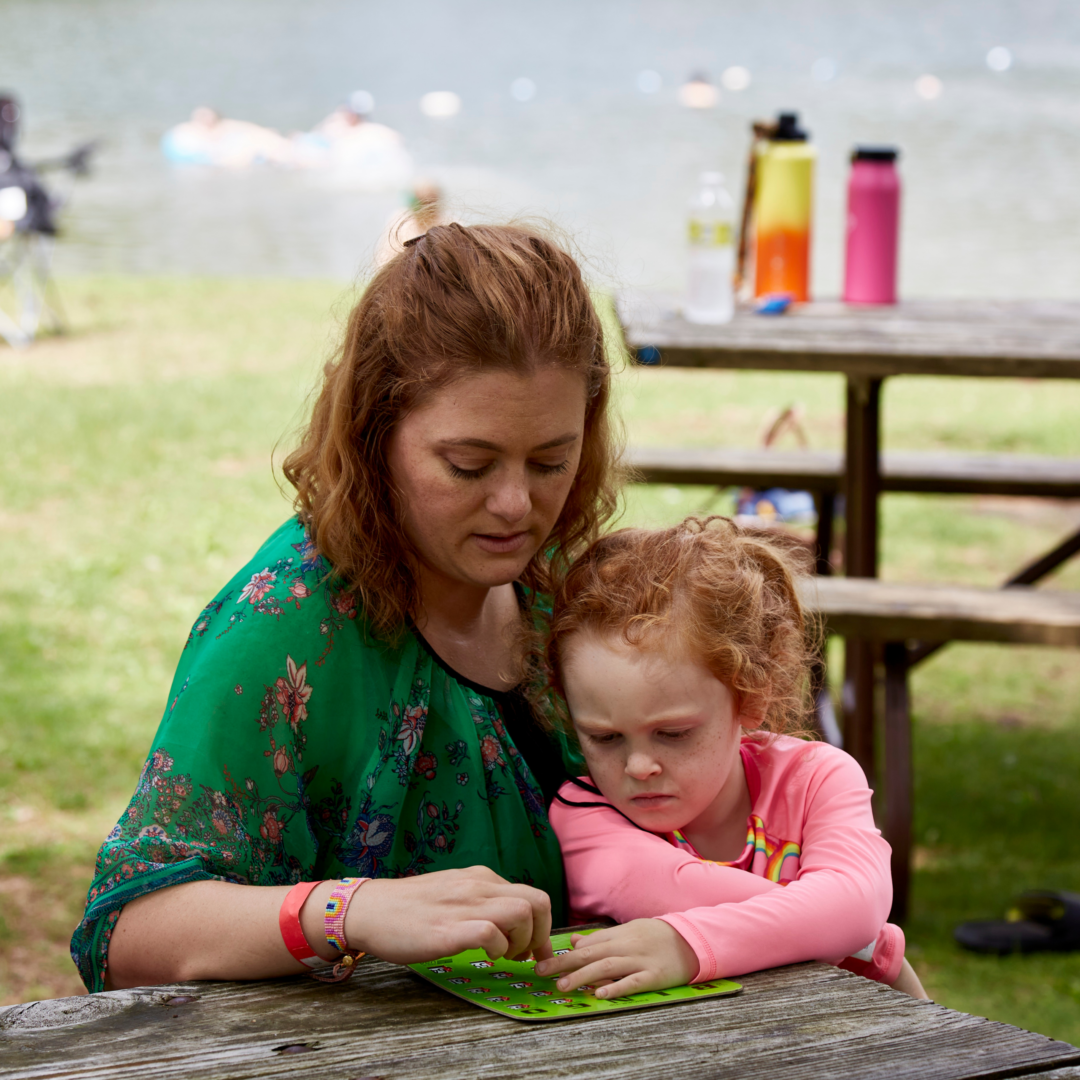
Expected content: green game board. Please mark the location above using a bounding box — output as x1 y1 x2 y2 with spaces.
408 931 742 1022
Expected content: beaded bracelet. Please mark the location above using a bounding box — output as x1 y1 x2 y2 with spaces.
278 880 326 970
312 877 371 983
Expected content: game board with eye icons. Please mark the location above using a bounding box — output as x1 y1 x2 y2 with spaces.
407 931 742 1022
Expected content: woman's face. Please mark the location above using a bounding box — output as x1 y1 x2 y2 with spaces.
387 366 587 596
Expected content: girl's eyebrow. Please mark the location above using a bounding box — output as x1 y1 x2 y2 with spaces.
569 719 615 735
436 433 579 452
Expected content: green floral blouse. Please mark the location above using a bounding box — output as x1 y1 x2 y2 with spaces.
71 519 573 992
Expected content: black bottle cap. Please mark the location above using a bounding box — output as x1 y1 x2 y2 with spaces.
773 112 808 141
852 146 898 162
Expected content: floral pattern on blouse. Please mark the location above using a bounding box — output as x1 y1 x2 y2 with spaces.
71 518 567 992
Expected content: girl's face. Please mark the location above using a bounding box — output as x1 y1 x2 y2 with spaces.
387 367 587 597
561 629 755 838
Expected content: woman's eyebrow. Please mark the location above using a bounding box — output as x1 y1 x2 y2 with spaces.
436 433 580 452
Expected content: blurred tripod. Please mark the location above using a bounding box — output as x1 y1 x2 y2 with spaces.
0 93 95 348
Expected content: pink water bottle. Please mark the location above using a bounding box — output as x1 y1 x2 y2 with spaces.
843 147 900 304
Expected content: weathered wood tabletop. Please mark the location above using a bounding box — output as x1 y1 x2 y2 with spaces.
615 293 1080 379
4 957 1080 1080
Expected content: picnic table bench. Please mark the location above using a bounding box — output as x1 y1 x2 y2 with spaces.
628 446 1080 589
5 952 1080 1080
802 577 1080 921
627 445 1080 499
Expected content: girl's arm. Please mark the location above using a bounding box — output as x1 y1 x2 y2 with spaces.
549 787 785 922
656 765 892 981
105 867 553 989
549 749 892 984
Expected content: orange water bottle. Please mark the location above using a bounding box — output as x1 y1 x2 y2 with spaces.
753 112 815 302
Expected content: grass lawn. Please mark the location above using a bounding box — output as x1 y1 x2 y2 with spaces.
1 278 1078 1041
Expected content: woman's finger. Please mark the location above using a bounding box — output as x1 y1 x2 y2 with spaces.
523 887 553 962
444 919 510 961
493 896 538 960
482 884 551 961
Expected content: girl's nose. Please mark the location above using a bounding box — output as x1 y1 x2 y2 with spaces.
625 751 660 780
486 470 531 524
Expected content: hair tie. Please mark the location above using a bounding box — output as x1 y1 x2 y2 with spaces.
403 233 426 248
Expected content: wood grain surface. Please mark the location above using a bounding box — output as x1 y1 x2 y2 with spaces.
627 446 1080 498
616 292 1080 379
3 958 1080 1080
804 578 1080 647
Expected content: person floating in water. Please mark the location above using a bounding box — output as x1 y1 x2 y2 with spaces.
161 106 294 168
161 94 412 189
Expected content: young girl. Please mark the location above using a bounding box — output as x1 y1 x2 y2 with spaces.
535 516 927 999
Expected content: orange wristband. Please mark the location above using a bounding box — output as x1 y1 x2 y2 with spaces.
279 880 325 970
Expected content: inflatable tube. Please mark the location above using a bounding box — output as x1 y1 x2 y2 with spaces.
160 127 214 165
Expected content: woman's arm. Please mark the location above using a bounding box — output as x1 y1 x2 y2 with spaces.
106 866 553 989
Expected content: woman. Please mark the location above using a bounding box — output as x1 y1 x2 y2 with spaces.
72 223 619 992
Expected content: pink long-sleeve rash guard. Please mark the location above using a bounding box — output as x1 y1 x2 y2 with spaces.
549 735 903 984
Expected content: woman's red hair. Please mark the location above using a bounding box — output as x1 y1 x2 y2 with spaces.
283 222 621 637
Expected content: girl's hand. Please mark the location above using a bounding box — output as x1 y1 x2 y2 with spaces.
344 866 554 965
534 919 698 998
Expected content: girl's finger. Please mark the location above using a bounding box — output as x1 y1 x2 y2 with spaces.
570 928 613 946
536 932 618 976
593 969 656 1000
536 945 593 977
554 954 634 994
534 956 566 977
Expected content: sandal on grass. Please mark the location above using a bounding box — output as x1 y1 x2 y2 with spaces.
954 890 1080 955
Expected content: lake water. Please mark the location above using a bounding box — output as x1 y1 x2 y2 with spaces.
3 0 1080 297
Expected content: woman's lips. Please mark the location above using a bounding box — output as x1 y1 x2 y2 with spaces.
472 531 530 555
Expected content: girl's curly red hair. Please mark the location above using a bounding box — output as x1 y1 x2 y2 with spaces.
546 516 816 735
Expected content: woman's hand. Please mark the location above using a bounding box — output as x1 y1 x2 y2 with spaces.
534 919 698 999
344 866 554 965
106 867 553 989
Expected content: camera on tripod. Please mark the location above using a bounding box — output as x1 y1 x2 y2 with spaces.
0 92 97 347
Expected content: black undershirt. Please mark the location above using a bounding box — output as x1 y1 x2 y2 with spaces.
409 628 568 806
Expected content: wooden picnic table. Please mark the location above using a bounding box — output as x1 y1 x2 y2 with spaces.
615 293 1080 784
5 954 1080 1079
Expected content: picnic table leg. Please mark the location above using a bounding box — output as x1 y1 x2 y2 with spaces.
810 492 844 746
843 375 883 783
884 641 912 924
813 490 835 578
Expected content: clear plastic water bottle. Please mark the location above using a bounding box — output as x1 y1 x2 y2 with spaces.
685 171 735 324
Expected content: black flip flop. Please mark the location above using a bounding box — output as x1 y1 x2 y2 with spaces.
954 890 1080 955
